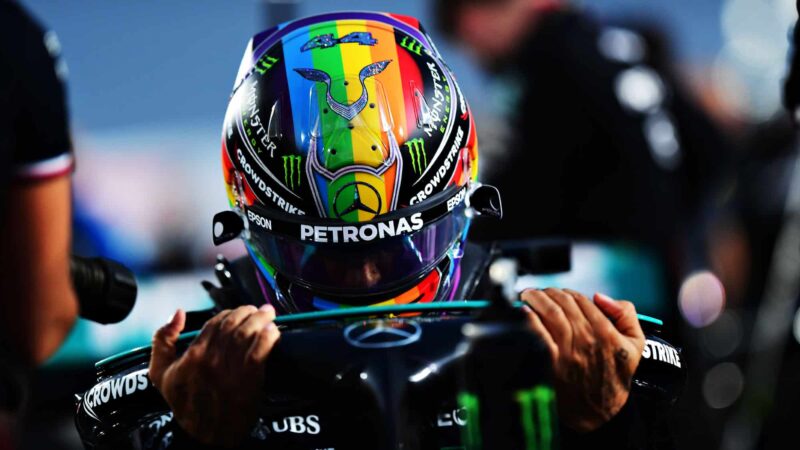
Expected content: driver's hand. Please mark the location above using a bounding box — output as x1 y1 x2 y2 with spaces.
149 305 281 447
521 288 645 433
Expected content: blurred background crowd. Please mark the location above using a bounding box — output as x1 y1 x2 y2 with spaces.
4 0 800 449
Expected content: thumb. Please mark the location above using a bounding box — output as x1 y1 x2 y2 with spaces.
149 309 186 386
593 293 644 340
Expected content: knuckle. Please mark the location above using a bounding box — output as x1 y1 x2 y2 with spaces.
238 305 258 314
209 310 231 324
198 321 213 336
520 289 537 302
255 310 272 323
597 322 616 339
153 324 169 337
544 287 566 298
219 318 238 334
548 302 568 322
200 315 223 333
578 331 597 347
151 332 165 347
184 345 204 361
565 288 587 302
567 351 586 368
233 327 251 343
532 294 556 313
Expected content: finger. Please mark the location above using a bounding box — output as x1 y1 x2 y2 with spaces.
594 293 645 342
246 323 281 367
218 305 259 335
567 288 615 329
521 289 572 349
192 309 233 349
215 306 260 362
544 288 591 329
259 303 276 319
522 307 558 363
235 305 277 342
149 309 186 385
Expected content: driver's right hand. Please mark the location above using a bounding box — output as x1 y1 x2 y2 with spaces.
149 304 281 448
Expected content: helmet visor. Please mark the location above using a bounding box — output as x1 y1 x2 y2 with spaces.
244 186 469 296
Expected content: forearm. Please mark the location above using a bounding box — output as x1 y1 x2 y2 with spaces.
0 176 79 365
1 269 78 364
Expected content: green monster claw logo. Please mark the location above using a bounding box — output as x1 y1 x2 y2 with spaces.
404 138 427 174
458 392 482 449
516 386 556 450
282 155 302 190
458 385 556 450
255 55 280 75
400 36 423 56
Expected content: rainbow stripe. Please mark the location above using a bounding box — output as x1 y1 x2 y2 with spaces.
281 19 422 222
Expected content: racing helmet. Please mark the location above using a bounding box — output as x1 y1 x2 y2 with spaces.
216 12 494 314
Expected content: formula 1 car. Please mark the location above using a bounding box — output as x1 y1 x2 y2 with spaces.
71 247 686 450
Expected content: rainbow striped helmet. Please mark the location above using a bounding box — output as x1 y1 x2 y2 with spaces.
221 12 480 313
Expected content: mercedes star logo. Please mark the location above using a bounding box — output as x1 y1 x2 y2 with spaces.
343 320 422 349
332 181 382 220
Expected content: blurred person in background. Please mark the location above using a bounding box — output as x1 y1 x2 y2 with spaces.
784 1 800 119
435 0 731 321
709 5 800 449
435 1 734 449
0 0 78 446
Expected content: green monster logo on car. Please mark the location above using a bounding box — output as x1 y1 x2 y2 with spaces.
458 392 482 449
404 138 427 174
282 155 302 190
458 385 556 450
516 386 555 450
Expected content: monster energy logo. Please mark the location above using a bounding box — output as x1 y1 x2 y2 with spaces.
458 386 556 450
458 392 482 450
516 386 556 450
404 138 427 174
255 55 279 75
400 36 423 56
282 155 302 189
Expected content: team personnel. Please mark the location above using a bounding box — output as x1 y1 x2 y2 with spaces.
0 0 78 447
784 0 800 116
436 0 730 309
0 0 77 370
143 12 647 449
